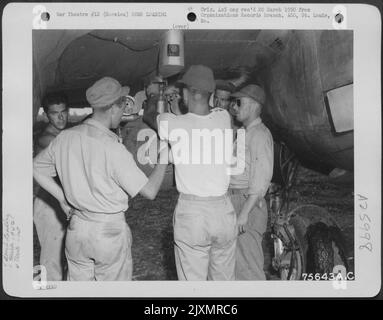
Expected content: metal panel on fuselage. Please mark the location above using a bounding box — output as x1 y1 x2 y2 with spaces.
260 30 353 172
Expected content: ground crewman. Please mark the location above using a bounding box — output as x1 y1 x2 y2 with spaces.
229 84 274 280
34 77 168 281
144 66 237 280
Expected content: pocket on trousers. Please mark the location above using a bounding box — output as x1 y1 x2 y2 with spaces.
174 211 207 246
248 204 268 235
228 194 243 216
101 221 124 238
214 201 237 247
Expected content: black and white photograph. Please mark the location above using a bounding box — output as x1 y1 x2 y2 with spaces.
2 2 381 298
32 29 354 282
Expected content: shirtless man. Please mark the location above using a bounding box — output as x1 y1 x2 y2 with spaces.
33 92 69 281
35 92 69 154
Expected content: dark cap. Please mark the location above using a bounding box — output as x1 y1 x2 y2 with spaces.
231 84 266 105
178 65 215 93
215 79 235 93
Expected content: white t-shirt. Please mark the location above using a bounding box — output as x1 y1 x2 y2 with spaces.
157 108 233 196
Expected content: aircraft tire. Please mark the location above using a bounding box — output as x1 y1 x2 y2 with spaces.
288 205 349 279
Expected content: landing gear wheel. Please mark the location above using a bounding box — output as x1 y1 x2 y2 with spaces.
306 222 349 274
272 223 306 280
289 205 349 277
279 246 304 280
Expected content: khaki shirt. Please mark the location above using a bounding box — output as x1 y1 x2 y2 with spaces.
230 118 274 198
33 118 148 213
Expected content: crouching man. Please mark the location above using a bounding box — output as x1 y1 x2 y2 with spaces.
33 77 167 281
229 85 274 280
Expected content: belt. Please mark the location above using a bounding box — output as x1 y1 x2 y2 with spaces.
179 193 228 201
228 189 266 209
71 209 126 222
228 188 248 195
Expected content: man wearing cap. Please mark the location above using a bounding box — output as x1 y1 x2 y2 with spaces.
143 65 237 281
229 84 274 280
213 79 243 136
33 91 69 281
33 77 168 281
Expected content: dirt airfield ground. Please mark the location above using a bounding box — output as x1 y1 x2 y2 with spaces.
33 166 354 281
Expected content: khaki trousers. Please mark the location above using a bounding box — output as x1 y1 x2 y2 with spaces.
173 193 237 281
229 189 268 280
33 194 67 281
65 211 132 281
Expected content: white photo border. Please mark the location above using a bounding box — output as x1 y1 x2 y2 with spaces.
2 2 381 297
